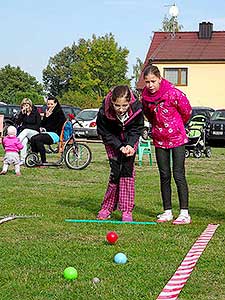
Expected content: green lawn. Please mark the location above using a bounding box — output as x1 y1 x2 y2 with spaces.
0 144 224 300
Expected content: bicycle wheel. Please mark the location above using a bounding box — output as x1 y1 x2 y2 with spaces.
25 152 40 167
64 143 92 170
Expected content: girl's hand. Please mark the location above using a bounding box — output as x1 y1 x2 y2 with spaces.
120 146 126 154
121 145 135 156
125 145 135 156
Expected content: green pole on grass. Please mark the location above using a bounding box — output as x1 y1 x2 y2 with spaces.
65 219 157 225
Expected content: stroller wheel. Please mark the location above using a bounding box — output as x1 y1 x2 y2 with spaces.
193 149 202 159
205 146 212 158
185 149 190 158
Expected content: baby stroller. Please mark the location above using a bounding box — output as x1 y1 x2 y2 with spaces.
185 114 211 158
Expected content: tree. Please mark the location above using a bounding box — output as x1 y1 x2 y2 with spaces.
43 33 130 106
159 15 183 32
43 44 78 97
0 65 43 104
132 57 143 87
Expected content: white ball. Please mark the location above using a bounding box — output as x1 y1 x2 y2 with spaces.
92 277 100 284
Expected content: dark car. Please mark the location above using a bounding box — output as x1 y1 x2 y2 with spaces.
191 106 215 120
186 106 215 128
206 109 225 147
0 104 20 126
61 105 81 119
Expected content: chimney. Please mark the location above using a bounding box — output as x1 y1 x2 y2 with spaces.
198 22 213 39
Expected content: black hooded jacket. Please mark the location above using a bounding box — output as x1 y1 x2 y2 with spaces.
41 103 66 136
97 99 144 150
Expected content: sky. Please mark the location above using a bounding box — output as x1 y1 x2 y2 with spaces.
1 0 225 84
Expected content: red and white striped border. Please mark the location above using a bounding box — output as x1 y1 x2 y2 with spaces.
156 224 219 300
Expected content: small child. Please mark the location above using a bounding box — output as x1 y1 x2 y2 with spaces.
0 126 23 176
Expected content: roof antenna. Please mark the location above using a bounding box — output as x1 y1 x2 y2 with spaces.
165 3 179 38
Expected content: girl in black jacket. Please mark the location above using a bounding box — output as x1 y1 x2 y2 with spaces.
96 85 144 222
30 96 66 164
17 98 41 164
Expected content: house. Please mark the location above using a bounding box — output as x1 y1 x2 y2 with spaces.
137 22 225 109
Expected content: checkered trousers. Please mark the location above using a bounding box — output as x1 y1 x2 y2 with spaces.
101 143 138 212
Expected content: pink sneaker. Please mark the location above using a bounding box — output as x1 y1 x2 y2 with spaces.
0 171 7 175
97 209 111 220
122 212 133 222
16 172 21 176
172 214 191 225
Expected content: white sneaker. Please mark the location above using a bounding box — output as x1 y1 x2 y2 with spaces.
172 214 191 225
19 161 24 166
157 212 173 223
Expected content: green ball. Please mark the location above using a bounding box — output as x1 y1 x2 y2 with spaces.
63 267 78 280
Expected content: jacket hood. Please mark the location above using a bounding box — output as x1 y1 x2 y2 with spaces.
142 78 173 103
104 89 136 120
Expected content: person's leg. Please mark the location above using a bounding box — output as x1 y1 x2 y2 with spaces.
155 147 172 209
172 145 191 225
15 163 21 176
172 145 189 209
118 154 136 221
97 145 120 219
18 129 39 162
155 147 173 222
31 134 53 163
0 163 9 174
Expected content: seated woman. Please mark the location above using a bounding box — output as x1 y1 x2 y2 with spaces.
16 98 41 165
30 96 66 164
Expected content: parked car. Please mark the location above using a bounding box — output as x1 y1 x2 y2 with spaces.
73 108 99 139
186 106 215 129
191 106 215 120
206 109 225 147
0 104 20 134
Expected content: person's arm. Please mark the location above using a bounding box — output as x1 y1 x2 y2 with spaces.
174 89 192 125
16 140 23 151
141 98 154 124
126 105 145 148
96 111 123 150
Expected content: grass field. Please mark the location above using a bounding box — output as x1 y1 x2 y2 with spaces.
0 144 224 300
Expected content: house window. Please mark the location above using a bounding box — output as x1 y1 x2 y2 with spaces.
163 68 188 86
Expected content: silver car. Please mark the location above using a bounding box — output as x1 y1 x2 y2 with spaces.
73 108 99 138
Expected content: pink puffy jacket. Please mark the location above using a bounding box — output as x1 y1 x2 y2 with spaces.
3 136 23 153
141 79 192 149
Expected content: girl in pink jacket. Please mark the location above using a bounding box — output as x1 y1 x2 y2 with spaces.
141 65 192 225
0 126 23 176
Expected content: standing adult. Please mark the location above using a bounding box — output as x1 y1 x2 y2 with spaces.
30 96 66 164
96 85 144 222
141 65 192 225
16 98 41 165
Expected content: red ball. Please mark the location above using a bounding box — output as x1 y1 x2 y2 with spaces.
106 231 118 244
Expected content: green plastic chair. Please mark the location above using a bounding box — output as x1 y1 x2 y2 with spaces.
137 138 152 166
